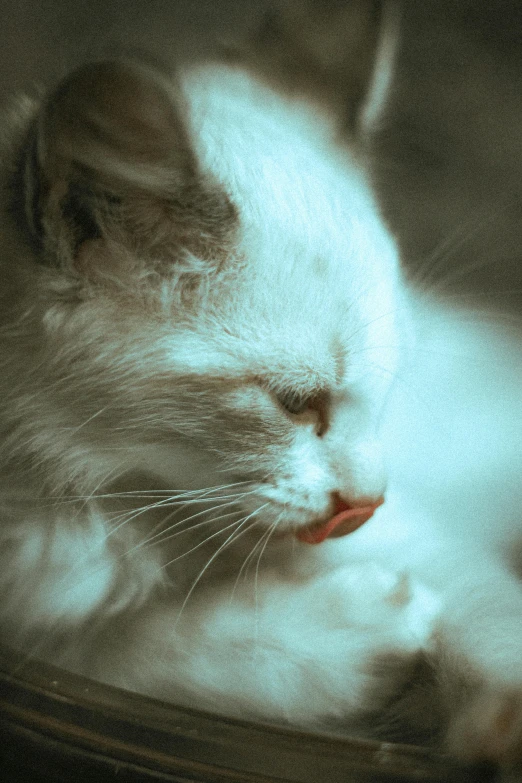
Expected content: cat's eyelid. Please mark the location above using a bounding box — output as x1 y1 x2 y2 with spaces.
276 389 316 415
273 388 331 437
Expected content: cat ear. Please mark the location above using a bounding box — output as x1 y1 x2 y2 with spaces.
20 59 237 279
238 0 399 136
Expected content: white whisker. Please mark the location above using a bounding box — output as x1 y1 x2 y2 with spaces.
408 208 501 295
161 515 244 570
57 479 255 503
253 518 280 618
230 518 277 602
173 504 270 627
136 497 250 551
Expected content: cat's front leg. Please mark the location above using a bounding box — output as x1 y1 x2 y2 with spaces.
434 561 522 770
87 562 438 728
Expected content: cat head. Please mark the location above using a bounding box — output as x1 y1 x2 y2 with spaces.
3 13 408 541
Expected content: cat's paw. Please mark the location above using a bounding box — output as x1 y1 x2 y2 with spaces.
447 686 522 767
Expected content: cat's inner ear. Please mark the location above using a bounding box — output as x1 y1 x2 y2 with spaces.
240 0 398 136
20 60 237 278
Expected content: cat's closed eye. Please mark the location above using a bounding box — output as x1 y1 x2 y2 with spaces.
274 389 330 436
276 389 314 415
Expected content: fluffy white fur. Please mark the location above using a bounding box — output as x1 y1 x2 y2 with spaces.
1 50 522 768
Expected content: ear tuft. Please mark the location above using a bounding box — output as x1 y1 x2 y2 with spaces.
39 60 196 195
17 60 238 278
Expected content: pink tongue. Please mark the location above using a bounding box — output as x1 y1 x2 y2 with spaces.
296 497 384 545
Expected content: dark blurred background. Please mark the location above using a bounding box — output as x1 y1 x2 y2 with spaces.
0 0 268 101
1 0 521 310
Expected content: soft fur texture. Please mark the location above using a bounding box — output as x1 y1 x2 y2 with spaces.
1 2 522 771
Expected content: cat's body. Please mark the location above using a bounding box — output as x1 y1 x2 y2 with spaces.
1 5 522 769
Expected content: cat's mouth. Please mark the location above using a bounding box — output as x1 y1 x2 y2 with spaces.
296 496 384 545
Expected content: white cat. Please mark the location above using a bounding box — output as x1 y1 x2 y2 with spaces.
0 2 521 771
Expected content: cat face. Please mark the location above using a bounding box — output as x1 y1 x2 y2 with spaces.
5 60 408 539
